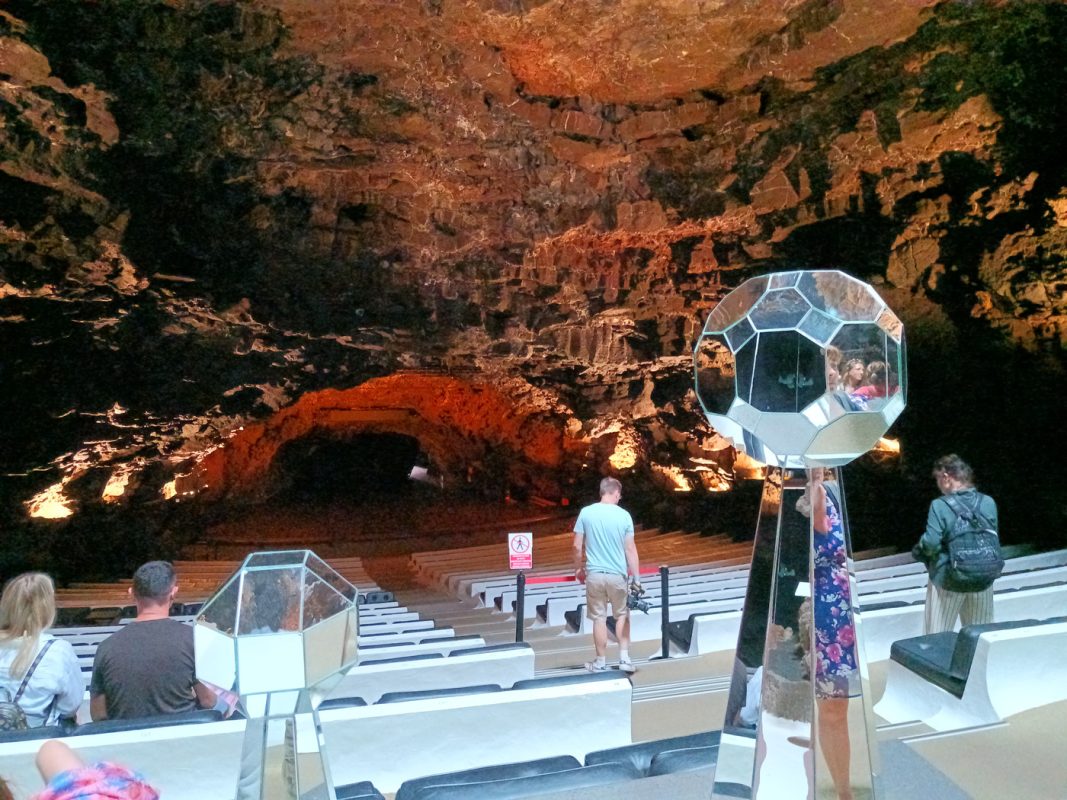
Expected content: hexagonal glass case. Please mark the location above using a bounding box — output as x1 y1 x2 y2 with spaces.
194 550 359 698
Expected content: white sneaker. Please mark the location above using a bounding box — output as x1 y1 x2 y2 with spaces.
618 659 636 674
584 660 609 673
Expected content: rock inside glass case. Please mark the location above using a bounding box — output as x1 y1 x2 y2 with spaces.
195 550 359 800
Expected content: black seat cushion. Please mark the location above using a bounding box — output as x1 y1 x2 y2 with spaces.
563 609 581 631
411 762 640 800
447 643 532 657
647 745 719 777
511 671 626 691
377 684 501 704
318 696 368 711
585 730 721 774
335 780 385 800
859 600 911 612
666 618 694 651
395 755 581 800
889 632 961 697
358 652 445 666
71 709 223 736
0 724 69 743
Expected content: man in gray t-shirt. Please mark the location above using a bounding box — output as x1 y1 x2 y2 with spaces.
573 477 640 674
90 561 215 720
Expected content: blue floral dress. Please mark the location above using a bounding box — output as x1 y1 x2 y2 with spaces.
812 491 857 698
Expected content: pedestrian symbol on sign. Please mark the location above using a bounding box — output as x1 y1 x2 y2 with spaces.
508 532 533 570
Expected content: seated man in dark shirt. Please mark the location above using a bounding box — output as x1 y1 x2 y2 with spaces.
90 561 215 720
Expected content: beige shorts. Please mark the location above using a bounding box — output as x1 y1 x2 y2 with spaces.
585 572 629 621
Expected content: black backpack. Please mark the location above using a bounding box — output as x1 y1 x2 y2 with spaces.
940 493 1004 592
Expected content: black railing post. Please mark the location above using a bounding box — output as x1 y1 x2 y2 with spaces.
515 571 526 643
659 565 670 660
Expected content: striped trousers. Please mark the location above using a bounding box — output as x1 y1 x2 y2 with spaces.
923 581 994 634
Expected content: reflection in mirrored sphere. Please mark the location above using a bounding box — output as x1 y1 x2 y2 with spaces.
694 270 906 467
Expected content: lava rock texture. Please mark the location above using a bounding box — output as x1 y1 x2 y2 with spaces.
1 1 1065 574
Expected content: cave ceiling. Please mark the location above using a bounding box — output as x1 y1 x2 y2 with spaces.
1 0 1065 521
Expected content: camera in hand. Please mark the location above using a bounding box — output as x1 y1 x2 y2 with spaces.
627 582 651 614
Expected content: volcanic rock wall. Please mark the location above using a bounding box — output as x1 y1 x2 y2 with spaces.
1 1 1065 561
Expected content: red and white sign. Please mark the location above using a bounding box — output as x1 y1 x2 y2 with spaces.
508 532 533 570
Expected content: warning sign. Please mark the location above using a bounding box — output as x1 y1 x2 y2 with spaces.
508 532 533 570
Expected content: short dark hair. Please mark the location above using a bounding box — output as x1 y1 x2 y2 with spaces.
599 477 622 497
933 454 974 485
132 561 176 602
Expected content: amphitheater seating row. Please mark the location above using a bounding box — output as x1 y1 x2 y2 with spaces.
475 544 1066 624
452 534 747 601
543 549 1067 632
565 554 1067 641
0 673 629 800
874 616 1067 731
329 642 535 703
53 557 381 615
393 729 720 800
672 573 1067 662
321 671 633 793
422 529 719 596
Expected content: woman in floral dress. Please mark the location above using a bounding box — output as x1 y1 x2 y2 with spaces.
808 468 857 800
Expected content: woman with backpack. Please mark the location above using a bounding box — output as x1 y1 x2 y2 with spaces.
912 454 1001 634
0 573 83 730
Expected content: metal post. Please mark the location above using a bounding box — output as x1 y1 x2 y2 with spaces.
659 565 670 660
515 571 526 643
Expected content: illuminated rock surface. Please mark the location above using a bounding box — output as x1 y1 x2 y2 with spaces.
0 1 1064 562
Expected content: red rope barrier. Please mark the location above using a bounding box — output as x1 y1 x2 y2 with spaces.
524 567 659 585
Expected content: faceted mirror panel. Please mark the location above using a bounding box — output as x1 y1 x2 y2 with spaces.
245 551 307 568
797 271 883 322
301 576 351 629
705 275 770 333
769 270 801 289
748 331 823 413
199 574 241 635
750 289 810 331
827 324 901 414
694 333 736 416
238 567 301 634
798 308 841 345
306 554 358 602
725 316 756 351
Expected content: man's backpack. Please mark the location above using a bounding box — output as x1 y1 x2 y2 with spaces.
941 494 1004 592
0 639 55 731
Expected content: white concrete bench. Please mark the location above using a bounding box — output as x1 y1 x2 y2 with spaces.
358 635 486 662
320 673 633 794
328 643 536 703
679 579 1067 660
0 717 244 800
874 617 1067 731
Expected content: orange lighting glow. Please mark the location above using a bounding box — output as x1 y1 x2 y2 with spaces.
102 468 132 502
26 483 74 519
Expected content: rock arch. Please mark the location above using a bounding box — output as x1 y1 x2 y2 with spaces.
176 374 587 502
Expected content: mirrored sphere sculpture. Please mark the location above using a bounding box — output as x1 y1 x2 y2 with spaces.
695 269 906 468
694 270 906 800
195 550 359 800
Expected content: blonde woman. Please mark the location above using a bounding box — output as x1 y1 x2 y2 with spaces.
0 573 83 728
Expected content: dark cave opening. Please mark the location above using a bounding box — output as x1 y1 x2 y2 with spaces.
273 431 426 503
